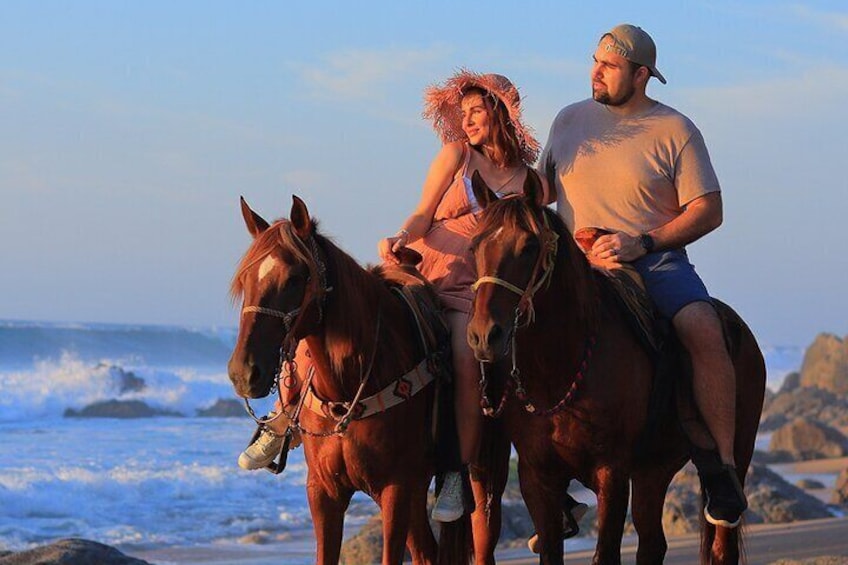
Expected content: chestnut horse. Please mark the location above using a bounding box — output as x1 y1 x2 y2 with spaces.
465 172 765 565
228 196 445 564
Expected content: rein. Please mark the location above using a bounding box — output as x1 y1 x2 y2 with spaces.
473 208 596 417
295 308 383 437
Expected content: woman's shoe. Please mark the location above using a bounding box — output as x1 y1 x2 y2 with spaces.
238 412 301 471
238 426 285 470
431 471 465 523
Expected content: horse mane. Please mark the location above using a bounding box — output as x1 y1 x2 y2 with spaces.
316 233 398 378
230 217 406 384
473 197 598 330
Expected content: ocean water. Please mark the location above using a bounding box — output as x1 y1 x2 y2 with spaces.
0 320 378 556
0 320 805 555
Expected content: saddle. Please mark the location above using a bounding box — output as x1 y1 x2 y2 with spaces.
379 248 451 363
379 249 462 476
574 228 661 355
294 254 452 427
573 228 719 458
249 249 453 476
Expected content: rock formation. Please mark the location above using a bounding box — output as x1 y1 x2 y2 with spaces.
768 418 848 461
745 464 833 523
64 399 182 418
196 398 246 417
799 333 848 394
0 539 151 565
760 386 848 432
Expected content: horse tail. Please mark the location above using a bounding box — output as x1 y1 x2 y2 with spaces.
437 513 473 565
699 493 749 564
699 512 714 564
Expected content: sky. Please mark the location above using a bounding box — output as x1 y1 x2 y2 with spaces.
1 0 846 347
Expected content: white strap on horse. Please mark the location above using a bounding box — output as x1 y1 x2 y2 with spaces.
301 358 436 422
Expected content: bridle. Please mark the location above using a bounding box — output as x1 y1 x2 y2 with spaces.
240 223 333 425
238 223 384 438
471 207 596 417
471 209 559 327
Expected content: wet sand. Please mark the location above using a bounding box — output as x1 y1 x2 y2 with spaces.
128 517 848 564
126 455 848 564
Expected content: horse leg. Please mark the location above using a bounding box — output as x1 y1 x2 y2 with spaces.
631 460 683 565
591 465 630 565
377 483 416 565
517 459 566 565
404 481 437 565
468 422 511 565
307 480 352 565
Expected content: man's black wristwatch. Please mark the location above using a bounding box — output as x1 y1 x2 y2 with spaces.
639 233 655 253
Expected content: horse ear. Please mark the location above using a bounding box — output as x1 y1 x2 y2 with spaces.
240 196 270 238
522 170 545 208
471 170 498 210
290 194 312 239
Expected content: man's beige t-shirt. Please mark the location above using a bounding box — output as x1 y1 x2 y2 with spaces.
539 99 720 236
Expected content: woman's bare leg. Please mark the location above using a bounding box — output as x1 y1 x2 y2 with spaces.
447 311 482 465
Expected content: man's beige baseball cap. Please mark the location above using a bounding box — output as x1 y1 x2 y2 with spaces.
600 24 667 84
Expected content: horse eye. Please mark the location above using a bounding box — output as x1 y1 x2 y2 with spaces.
521 241 540 257
286 272 306 286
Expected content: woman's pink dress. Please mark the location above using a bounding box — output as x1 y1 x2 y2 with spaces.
408 145 482 315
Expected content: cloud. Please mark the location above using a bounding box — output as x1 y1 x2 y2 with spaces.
280 169 327 191
681 64 848 119
291 45 451 102
790 3 848 33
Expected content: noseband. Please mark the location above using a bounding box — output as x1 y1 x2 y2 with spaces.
471 210 559 325
240 223 333 424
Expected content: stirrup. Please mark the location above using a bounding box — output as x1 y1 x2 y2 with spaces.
265 430 295 475
244 422 299 475
527 501 589 554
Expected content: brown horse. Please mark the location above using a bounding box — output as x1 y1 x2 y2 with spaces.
228 196 447 565
465 171 766 565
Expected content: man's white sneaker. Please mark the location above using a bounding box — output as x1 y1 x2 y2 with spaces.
431 471 465 523
238 426 284 470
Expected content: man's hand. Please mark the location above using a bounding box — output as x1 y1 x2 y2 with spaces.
591 231 647 263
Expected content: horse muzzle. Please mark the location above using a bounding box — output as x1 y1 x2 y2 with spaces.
227 355 274 399
467 319 510 363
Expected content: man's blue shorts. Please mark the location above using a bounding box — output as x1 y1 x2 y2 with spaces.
631 249 711 320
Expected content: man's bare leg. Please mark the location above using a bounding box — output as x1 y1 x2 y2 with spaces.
673 300 746 527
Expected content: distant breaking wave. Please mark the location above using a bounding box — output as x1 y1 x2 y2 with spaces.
0 319 236 369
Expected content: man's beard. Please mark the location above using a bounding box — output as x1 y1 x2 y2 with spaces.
593 82 635 106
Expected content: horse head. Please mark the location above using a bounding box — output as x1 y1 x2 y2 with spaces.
466 169 556 362
228 195 328 398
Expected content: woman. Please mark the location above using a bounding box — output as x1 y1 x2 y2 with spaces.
238 71 582 531
377 71 543 522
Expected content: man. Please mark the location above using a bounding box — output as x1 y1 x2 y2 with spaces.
538 23 747 528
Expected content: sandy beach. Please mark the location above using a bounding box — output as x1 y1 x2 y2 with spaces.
124 454 848 564
126 517 848 564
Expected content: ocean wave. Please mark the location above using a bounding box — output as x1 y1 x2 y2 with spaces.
0 353 234 421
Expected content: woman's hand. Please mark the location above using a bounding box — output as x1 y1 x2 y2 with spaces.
378 230 409 265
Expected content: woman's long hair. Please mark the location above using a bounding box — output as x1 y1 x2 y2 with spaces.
463 86 522 169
